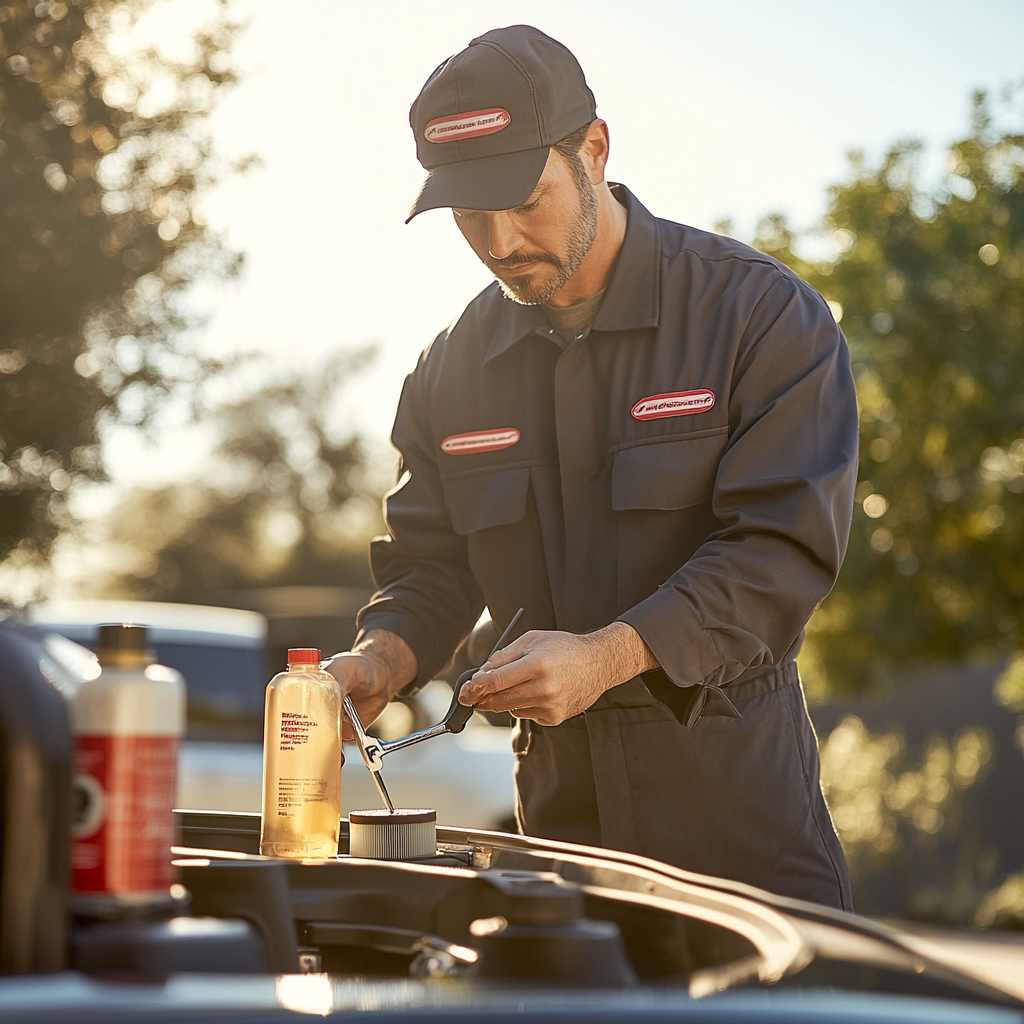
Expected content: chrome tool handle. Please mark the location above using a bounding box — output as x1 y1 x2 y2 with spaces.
343 694 384 771
378 722 448 756
333 608 523 812
362 672 475 762
379 607 524 749
342 694 394 812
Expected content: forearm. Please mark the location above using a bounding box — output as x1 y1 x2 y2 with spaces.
584 620 660 690
350 629 419 698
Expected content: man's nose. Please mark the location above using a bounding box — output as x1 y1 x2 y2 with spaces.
484 212 523 261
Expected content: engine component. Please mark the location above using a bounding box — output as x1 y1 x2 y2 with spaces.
71 916 265 978
471 870 637 987
177 858 300 974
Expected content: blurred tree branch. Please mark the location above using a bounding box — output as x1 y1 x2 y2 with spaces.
97 350 382 600
755 88 1024 696
0 0 243 570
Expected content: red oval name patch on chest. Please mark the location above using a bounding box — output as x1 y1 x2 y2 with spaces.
631 389 716 420
440 428 521 455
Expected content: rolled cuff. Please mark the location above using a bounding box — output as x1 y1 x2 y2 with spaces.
617 589 725 688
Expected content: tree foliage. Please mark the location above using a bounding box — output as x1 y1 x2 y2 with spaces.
0 0 240 571
98 352 378 602
757 91 1024 695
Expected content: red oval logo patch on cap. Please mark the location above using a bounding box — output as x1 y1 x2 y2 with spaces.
631 389 716 420
441 427 520 455
425 108 511 144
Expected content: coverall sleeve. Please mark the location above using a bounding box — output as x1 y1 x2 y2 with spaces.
356 347 485 689
618 274 859 688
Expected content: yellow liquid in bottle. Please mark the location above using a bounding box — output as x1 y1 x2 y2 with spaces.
260 664 342 858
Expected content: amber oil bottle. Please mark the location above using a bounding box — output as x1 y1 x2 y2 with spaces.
260 648 342 858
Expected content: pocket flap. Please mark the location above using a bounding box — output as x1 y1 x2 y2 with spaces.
612 432 727 511
443 468 530 535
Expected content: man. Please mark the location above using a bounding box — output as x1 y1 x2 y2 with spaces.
327 25 859 909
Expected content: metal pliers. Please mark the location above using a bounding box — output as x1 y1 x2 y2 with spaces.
339 609 523 813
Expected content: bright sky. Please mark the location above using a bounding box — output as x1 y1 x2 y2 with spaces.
103 0 1024 491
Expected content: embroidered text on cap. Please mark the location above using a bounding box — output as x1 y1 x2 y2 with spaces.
441 428 520 455
631 390 716 421
424 108 511 144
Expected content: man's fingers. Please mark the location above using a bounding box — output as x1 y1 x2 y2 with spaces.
466 654 540 702
480 631 535 671
474 679 548 714
509 707 560 726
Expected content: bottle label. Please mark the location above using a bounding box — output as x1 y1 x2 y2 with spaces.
71 735 179 895
276 777 330 817
279 712 318 751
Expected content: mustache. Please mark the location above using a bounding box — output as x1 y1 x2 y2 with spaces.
486 251 561 273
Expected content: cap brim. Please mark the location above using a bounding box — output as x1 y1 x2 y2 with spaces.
406 146 550 223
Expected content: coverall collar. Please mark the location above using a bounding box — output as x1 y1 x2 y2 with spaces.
483 184 661 364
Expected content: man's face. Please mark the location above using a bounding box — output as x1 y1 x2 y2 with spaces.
452 148 599 305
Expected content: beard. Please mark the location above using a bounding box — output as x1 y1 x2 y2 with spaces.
486 164 599 305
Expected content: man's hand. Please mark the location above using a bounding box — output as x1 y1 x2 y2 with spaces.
325 630 418 739
459 621 658 727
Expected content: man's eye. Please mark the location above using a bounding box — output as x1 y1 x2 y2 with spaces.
516 199 541 213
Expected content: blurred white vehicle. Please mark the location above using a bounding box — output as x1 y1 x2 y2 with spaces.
27 600 517 830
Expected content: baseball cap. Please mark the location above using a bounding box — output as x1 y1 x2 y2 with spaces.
406 25 597 222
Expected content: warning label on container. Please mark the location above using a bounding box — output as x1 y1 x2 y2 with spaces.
279 712 318 751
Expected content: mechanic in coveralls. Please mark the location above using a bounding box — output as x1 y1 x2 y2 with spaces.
327 25 859 909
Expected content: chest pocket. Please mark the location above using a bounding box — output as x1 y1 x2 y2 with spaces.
611 429 728 511
442 467 530 535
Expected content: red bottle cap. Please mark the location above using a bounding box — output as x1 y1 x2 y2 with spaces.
287 648 321 665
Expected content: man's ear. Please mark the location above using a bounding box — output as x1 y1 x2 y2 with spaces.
580 119 611 185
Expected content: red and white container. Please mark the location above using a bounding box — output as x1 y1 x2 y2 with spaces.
70 623 185 913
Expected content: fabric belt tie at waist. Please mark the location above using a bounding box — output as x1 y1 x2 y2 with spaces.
682 684 740 728
640 661 796 728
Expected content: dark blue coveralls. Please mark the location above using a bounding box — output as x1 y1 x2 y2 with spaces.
359 186 859 910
